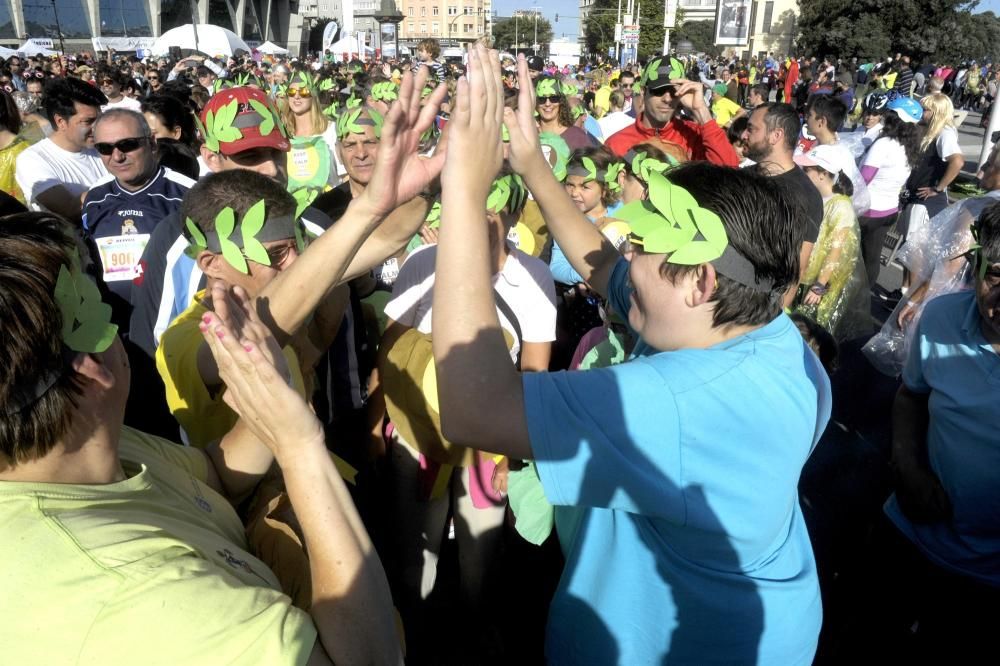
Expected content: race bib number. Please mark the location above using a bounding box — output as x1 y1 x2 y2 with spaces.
95 234 150 282
375 257 399 285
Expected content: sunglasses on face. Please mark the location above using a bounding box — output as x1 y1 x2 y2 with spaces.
264 242 297 266
147 76 159 81
536 95 561 105
100 78 116 85
647 84 677 97
94 136 150 156
287 87 311 98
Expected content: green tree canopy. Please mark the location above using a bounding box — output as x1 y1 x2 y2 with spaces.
796 0 983 62
582 0 676 61
492 15 554 54
671 20 720 57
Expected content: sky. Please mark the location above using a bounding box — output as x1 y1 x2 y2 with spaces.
980 0 1000 14
492 0 586 42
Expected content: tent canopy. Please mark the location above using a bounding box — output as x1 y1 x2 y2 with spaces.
18 40 59 57
256 40 289 55
151 24 250 58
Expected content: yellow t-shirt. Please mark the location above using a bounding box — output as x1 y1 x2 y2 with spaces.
156 290 307 448
0 426 317 665
712 96 743 128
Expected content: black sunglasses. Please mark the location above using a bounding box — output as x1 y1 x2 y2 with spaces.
94 136 151 156
536 95 561 105
647 84 677 97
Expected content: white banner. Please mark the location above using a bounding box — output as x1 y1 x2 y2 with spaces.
322 20 339 52
665 0 678 29
92 37 156 52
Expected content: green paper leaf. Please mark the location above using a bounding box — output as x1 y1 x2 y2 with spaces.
667 240 723 265
195 114 219 153
425 200 441 226
535 79 557 97
216 207 249 274
669 57 685 80
692 208 727 254
249 98 275 137
185 217 208 250
581 156 598 181
241 199 271 266
54 265 119 353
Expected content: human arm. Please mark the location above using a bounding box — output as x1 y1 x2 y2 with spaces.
891 384 950 522
671 79 740 166
34 185 85 221
254 69 445 347
917 135 964 199
432 46 532 460
505 60 621 299
201 288 401 665
548 240 586 286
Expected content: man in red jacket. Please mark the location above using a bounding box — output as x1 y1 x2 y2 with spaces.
605 55 739 167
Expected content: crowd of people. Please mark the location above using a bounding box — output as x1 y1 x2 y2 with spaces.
0 37 998 664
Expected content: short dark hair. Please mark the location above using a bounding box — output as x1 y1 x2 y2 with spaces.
977 201 1000 267
181 170 296 241
417 38 441 59
808 94 847 131
96 65 126 87
0 214 91 467
42 76 106 125
756 102 799 153
658 162 803 328
749 83 768 100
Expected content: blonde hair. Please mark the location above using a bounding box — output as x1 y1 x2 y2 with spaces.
919 93 956 152
279 90 329 137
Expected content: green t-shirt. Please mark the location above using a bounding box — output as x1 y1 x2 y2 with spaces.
0 426 316 664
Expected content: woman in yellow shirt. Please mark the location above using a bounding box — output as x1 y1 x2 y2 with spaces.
0 90 30 203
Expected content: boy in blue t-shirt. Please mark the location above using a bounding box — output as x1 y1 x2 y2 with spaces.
431 47 831 665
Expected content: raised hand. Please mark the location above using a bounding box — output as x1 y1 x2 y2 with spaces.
200 283 324 460
441 44 504 204
361 66 449 218
503 54 547 177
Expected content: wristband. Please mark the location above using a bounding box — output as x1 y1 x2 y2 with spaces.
809 282 829 296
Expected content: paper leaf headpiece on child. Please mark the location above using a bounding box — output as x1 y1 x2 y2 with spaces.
54 263 119 353
486 174 528 215
185 199 303 274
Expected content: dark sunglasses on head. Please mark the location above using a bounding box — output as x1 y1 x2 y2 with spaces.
647 84 677 97
536 95 561 105
94 136 150 156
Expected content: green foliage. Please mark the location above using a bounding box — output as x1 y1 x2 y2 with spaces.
796 0 988 62
581 1 677 60
492 16 554 53
672 20 720 57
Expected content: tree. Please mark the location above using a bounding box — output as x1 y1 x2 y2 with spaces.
581 0 677 61
796 0 980 62
492 15 554 54
671 20 720 57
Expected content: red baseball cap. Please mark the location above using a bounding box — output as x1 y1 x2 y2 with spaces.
199 86 290 156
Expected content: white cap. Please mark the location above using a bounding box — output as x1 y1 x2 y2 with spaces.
793 144 850 178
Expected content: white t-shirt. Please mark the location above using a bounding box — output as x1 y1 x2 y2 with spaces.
861 137 912 212
384 244 557 364
15 138 108 211
828 139 871 216
102 96 143 112
598 111 635 143
935 126 961 160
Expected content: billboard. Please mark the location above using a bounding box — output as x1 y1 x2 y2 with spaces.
714 0 751 46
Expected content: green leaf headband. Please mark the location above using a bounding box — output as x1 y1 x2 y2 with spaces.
3 261 120 414
624 148 676 184
571 105 585 120
322 100 339 118
425 200 441 228
185 200 303 274
560 82 578 97
370 81 399 102
55 263 119 353
539 132 570 182
289 70 315 92
194 98 242 153
535 78 560 98
617 171 775 291
486 174 528 215
346 94 362 109
641 56 686 87
336 106 383 140
970 220 992 282
566 156 624 191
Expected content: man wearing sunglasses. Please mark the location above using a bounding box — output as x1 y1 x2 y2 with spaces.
98 66 142 112
14 76 108 220
605 55 739 167
82 109 195 316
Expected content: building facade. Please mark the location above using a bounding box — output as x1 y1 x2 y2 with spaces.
398 0 491 46
0 0 317 54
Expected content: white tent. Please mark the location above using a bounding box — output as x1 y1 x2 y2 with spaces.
256 41 289 55
0 45 17 59
18 40 59 57
151 24 251 58
327 35 373 56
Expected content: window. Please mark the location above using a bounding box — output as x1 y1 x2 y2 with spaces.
421 6 426 16
464 5 472 14
432 22 439 33
420 21 427 33
98 0 154 36
448 6 457 15
762 1 774 33
22 0 91 38
0 0 16 38
408 20 415 32
433 6 439 15
408 7 413 15
463 23 471 33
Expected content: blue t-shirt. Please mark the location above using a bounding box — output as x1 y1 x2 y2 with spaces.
523 257 830 664
885 290 1000 586
548 203 623 286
